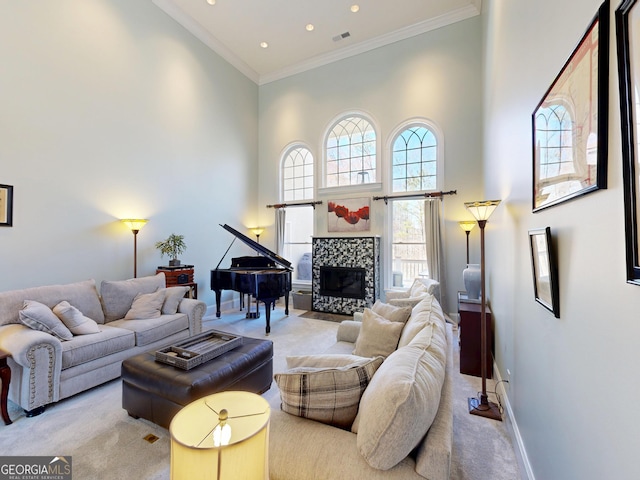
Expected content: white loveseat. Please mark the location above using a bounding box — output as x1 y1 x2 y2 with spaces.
269 293 453 480
0 273 205 416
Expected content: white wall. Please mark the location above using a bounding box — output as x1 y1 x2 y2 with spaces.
483 0 640 478
0 0 259 307
258 17 485 313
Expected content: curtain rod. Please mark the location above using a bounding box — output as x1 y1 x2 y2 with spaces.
266 200 323 209
372 190 457 204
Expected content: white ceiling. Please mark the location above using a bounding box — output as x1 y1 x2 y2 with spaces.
152 0 482 85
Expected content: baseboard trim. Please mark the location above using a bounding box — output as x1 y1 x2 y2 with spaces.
493 363 536 480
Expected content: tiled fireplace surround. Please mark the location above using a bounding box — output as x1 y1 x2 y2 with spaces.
311 236 380 315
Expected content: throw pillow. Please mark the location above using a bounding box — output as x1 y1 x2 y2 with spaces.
355 340 447 470
124 290 165 320
19 300 73 341
371 300 411 323
100 273 166 321
352 309 404 358
275 356 383 430
52 301 101 335
161 286 190 315
286 354 374 369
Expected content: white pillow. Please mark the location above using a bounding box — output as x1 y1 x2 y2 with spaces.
353 309 404 358
53 301 100 335
371 300 411 323
161 286 190 315
275 356 383 430
19 300 73 341
124 290 165 320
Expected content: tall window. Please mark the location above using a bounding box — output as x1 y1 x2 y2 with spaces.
389 122 440 287
325 115 376 187
281 145 314 283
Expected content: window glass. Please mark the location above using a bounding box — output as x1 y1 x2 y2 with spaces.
325 115 376 187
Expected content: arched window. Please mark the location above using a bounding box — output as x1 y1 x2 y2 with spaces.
282 145 314 201
325 114 376 187
391 124 438 192
387 121 442 288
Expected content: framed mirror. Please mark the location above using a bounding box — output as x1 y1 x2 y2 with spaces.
617 0 640 284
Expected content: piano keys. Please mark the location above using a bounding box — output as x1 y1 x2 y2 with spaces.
210 224 292 335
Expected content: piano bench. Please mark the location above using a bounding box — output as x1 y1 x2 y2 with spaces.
121 335 273 429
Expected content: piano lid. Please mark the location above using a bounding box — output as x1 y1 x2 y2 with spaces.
220 224 293 270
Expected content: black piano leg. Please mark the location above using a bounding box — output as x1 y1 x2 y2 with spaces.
214 290 222 318
284 294 290 315
264 301 272 335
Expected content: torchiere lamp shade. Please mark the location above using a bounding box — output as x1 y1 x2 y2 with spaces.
463 200 501 222
458 220 476 232
170 391 270 480
120 219 148 232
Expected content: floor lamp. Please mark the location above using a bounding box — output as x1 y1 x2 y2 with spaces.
463 200 502 421
459 221 476 265
121 219 148 278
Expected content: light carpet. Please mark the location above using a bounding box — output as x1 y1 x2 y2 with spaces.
0 308 522 480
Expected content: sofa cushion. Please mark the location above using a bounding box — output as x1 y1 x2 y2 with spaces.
0 279 105 326
275 356 383 430
353 309 404 358
286 354 375 369
124 290 165 320
355 321 447 471
53 301 101 335
61 324 135 369
161 286 189 315
371 300 411 323
100 273 166 321
109 313 189 346
397 294 445 348
19 300 73 341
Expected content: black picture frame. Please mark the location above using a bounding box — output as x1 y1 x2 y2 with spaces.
616 0 640 285
529 227 560 318
532 0 609 212
0 184 13 227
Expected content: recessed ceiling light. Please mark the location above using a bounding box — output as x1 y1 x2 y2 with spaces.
206 0 216 5
260 42 269 49
351 4 360 13
306 24 315 32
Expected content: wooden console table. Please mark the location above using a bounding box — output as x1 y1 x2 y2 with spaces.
0 350 12 425
458 293 494 378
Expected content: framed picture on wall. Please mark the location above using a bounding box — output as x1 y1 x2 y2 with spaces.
327 197 370 232
531 0 609 212
529 227 560 318
616 0 640 285
0 184 13 227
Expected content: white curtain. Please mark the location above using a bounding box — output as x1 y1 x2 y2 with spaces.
275 208 286 256
424 199 447 309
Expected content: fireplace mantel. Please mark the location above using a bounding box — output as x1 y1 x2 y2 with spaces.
312 236 380 315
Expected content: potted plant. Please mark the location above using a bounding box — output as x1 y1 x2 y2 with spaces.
155 234 187 266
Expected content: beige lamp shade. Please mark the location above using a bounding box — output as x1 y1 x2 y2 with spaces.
459 221 476 232
251 227 264 237
464 200 501 222
170 391 270 480
120 218 148 232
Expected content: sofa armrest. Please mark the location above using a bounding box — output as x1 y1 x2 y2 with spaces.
336 320 361 343
387 295 428 309
177 298 206 335
0 324 62 410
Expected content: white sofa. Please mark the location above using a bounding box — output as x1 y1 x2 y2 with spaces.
269 293 453 480
0 273 205 416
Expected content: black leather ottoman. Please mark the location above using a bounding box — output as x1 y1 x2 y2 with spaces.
121 335 273 428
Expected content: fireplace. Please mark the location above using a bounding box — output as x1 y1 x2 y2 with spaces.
319 266 366 299
312 236 380 315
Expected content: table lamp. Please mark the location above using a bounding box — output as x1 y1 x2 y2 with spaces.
463 200 502 421
121 219 148 278
170 391 270 480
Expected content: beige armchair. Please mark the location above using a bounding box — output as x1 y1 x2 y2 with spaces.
384 277 440 308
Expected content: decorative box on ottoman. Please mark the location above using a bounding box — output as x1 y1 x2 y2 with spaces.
121 334 273 428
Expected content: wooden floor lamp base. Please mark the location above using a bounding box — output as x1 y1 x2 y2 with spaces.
468 396 502 421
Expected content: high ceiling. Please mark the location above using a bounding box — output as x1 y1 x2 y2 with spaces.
152 0 482 85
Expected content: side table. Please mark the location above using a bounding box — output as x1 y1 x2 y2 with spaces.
156 266 198 299
0 350 12 425
458 294 494 379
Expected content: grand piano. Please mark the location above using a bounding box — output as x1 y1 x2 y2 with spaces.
210 224 292 335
